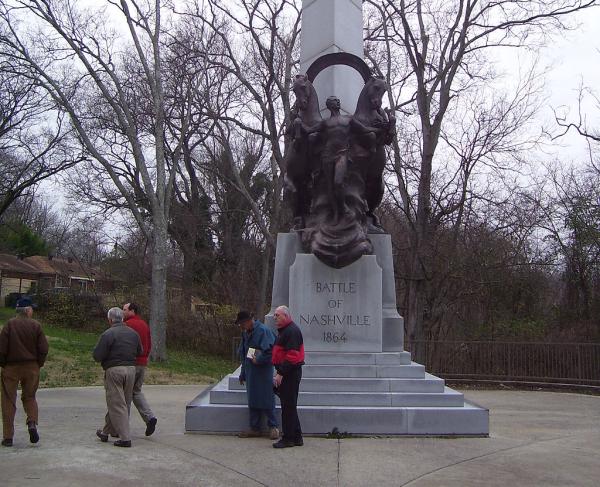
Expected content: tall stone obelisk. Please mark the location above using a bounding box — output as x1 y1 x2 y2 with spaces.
300 0 364 115
185 0 489 437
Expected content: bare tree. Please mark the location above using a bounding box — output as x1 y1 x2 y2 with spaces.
63 15 227 308
0 50 82 219
184 0 302 313
531 163 600 326
0 0 183 359
162 19 237 307
189 137 273 307
554 83 600 143
1 194 109 265
365 0 597 342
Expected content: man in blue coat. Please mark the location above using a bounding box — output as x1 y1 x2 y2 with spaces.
236 310 279 440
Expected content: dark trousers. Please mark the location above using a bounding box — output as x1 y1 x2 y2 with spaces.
279 366 302 442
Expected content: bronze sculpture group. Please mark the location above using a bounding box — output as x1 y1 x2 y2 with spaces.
284 70 395 269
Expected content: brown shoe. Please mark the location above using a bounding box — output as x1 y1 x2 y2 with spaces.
238 429 261 438
268 427 280 440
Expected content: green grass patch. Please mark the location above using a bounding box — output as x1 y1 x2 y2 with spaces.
1 308 235 388
0 307 14 321
151 349 233 379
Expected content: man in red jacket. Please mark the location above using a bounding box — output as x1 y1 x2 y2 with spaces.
271 305 304 449
123 302 157 436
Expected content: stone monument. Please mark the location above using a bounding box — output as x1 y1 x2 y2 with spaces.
300 0 364 116
185 0 489 436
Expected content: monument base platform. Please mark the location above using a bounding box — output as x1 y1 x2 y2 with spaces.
185 352 489 436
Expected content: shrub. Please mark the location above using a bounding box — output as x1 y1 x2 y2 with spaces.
167 304 239 357
37 291 105 331
4 292 23 308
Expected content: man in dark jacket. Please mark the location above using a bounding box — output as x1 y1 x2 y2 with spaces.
236 310 279 440
123 302 157 436
271 305 304 448
0 297 48 447
93 307 142 447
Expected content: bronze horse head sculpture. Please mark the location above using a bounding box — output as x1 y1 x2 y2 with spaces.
284 75 323 229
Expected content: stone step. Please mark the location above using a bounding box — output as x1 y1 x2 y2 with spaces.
302 362 425 378
211 380 462 408
304 351 412 365
186 378 489 436
228 373 445 393
210 374 464 407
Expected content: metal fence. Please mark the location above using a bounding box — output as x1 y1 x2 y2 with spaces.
232 336 241 363
231 337 600 385
406 341 600 385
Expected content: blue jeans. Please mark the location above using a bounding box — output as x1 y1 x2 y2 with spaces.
249 407 278 431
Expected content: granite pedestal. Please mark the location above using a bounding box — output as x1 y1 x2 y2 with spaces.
185 234 489 436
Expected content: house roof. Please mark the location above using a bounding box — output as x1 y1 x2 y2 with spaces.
0 254 115 282
24 255 109 280
0 254 42 275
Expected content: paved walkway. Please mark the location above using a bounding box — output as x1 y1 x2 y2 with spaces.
1 385 599 486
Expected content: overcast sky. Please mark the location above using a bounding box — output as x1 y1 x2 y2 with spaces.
535 6 600 164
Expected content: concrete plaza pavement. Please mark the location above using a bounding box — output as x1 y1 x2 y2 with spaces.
1 385 599 486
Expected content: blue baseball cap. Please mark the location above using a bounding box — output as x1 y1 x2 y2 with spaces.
16 296 36 309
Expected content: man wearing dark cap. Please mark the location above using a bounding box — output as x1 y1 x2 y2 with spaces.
236 310 279 440
0 297 49 447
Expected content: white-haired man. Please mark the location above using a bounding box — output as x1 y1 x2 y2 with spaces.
271 305 304 448
93 307 142 447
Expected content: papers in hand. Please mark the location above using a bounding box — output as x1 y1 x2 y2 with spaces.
246 347 257 359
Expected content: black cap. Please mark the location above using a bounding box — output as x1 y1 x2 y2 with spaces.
16 296 36 309
235 310 253 324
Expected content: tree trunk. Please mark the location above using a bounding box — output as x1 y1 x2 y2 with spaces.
405 251 426 344
149 215 169 361
257 244 273 319
406 142 434 348
181 246 194 311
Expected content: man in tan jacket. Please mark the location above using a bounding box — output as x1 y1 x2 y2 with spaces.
0 296 49 447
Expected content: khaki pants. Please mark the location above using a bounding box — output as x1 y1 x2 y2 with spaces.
133 365 154 424
1 362 40 440
101 366 135 442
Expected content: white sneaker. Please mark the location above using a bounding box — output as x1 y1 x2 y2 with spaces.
269 427 280 440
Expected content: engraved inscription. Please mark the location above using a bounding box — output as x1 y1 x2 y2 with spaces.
288 254 383 352
301 280 371 341
299 314 370 326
